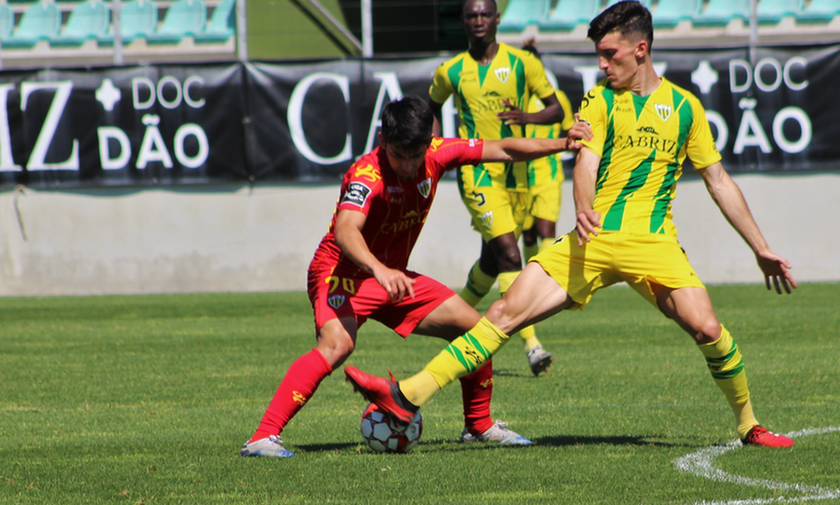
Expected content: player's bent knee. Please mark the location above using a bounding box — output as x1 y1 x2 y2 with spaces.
485 299 518 335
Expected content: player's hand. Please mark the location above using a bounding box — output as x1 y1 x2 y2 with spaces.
565 116 593 150
496 99 528 125
373 266 416 302
755 250 797 294
575 209 601 246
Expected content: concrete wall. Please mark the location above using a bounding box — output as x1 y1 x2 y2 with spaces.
0 172 837 296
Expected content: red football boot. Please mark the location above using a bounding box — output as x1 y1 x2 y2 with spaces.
741 425 794 448
344 366 417 424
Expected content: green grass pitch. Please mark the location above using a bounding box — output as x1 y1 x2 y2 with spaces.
1 283 838 504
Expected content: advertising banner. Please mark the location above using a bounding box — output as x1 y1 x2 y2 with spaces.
0 45 835 189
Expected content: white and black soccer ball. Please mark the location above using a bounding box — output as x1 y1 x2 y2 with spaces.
360 403 423 454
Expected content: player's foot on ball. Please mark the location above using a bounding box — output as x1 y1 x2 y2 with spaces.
527 345 554 376
460 420 533 445
239 435 294 458
344 366 418 424
741 425 794 448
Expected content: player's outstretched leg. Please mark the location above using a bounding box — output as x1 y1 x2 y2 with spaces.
457 359 531 445
344 367 419 424
499 271 553 376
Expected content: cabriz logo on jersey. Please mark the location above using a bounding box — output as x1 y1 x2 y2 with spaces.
495 67 510 84
417 178 432 198
341 182 372 207
655 104 672 121
328 294 345 309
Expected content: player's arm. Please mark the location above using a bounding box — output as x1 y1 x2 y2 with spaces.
573 148 602 246
697 161 797 294
333 209 416 301
429 99 444 138
479 117 591 162
498 93 564 126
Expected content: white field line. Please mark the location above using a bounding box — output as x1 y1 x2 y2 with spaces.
673 426 840 505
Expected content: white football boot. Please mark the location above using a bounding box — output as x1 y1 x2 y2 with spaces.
460 420 533 445
239 435 294 458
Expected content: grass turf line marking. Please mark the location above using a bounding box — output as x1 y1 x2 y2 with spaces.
673 426 840 505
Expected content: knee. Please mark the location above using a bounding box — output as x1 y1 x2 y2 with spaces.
692 320 722 345
485 299 516 335
495 246 522 271
317 330 355 366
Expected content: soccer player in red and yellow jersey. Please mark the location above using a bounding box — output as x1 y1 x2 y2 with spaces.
345 2 797 449
429 0 566 376
240 96 591 457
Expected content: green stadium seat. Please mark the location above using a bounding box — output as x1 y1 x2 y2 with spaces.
539 0 599 31
0 3 13 41
795 0 840 23
757 0 804 23
3 2 61 48
652 0 702 27
498 0 550 32
51 0 110 46
692 0 750 25
145 0 207 43
98 0 157 45
193 0 234 43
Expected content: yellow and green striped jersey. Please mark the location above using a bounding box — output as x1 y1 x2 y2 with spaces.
429 43 555 192
578 78 721 237
526 89 575 187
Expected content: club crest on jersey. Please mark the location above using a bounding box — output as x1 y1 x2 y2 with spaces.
655 103 672 121
480 210 493 229
495 67 510 84
328 294 346 309
417 178 432 198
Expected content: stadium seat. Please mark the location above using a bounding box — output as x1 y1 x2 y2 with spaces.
795 0 840 23
692 0 750 25
193 0 235 43
51 0 110 46
539 0 600 31
145 0 207 43
98 0 157 45
0 3 13 41
498 0 550 32
757 0 803 23
2 2 61 48
652 0 702 27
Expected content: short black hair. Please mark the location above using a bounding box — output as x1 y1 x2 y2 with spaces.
380 96 434 148
588 0 653 48
462 0 498 15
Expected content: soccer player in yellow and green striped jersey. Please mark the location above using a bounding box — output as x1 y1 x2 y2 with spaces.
347 0 798 449
428 0 565 376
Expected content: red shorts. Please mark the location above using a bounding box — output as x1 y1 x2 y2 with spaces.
307 267 456 337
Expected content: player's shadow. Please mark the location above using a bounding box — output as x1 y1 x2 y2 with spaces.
532 434 687 448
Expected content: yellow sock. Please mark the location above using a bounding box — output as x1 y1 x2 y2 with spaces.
697 325 758 439
459 261 496 307
523 242 539 263
399 317 510 406
498 271 539 350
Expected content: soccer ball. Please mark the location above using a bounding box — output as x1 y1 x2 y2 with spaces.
360 403 423 454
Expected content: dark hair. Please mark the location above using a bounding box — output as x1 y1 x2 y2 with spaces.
380 96 434 148
588 0 653 48
462 0 498 16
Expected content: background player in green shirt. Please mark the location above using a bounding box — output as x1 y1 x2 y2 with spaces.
347 0 797 449
428 0 566 376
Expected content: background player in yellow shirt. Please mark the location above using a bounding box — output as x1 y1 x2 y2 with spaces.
347 0 798 449
428 0 566 376
520 41 576 266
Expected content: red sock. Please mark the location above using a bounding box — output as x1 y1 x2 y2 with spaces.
250 348 332 442
459 359 494 436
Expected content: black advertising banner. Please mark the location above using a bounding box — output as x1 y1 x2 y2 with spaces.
0 45 836 189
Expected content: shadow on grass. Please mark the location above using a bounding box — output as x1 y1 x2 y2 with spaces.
533 434 691 448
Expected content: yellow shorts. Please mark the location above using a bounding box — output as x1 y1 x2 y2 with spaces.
459 165 529 241
524 176 562 230
532 230 706 309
